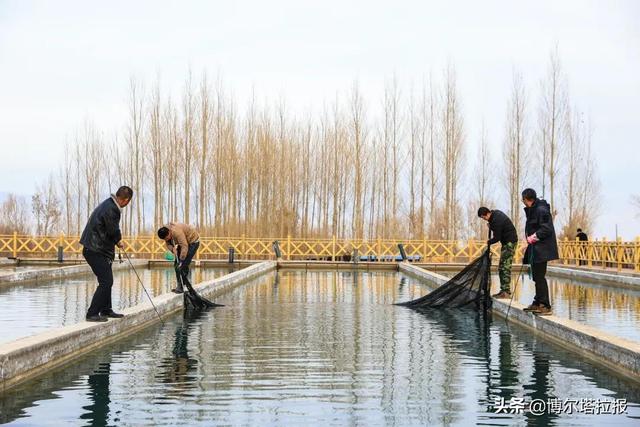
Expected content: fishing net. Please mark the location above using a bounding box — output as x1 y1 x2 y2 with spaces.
174 262 224 311
397 249 492 311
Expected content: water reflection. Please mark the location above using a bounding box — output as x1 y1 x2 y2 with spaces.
155 310 205 401
80 363 112 427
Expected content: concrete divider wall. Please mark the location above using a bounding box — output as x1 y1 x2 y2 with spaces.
0 261 277 393
548 266 640 288
0 259 148 286
399 262 640 381
409 262 640 288
277 260 398 271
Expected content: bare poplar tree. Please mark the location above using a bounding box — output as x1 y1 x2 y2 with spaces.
125 77 145 234
477 122 493 209
562 109 600 236
32 175 61 235
60 141 75 234
408 83 420 237
382 77 404 237
197 72 213 228
349 82 367 239
537 47 567 213
182 73 196 223
426 75 439 238
441 65 465 240
148 78 165 228
0 194 30 234
503 69 528 230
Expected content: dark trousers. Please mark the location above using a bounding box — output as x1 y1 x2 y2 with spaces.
531 261 551 308
175 242 200 286
84 248 114 316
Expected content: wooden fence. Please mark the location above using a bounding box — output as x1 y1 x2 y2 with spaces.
1 233 638 271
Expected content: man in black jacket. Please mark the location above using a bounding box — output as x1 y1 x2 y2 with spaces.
521 188 559 316
576 228 588 242
576 228 588 265
478 207 518 299
80 186 133 322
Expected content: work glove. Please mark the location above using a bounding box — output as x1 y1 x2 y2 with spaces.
177 261 188 273
526 233 539 245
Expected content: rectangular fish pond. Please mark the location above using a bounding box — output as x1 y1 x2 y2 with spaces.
1 269 639 426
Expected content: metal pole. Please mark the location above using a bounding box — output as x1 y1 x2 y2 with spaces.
122 250 165 327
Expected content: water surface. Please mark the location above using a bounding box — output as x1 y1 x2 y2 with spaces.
1 270 639 426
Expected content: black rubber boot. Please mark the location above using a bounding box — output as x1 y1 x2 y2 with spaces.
100 310 125 318
86 314 108 322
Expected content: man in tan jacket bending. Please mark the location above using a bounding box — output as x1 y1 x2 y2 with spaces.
157 222 200 293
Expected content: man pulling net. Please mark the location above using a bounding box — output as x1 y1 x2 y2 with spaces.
158 222 223 310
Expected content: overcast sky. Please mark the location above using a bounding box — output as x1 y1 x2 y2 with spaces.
0 0 638 237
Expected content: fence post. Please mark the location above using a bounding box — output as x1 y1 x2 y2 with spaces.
57 233 64 262
587 239 593 268
241 234 246 259
616 237 622 271
332 236 337 262
12 231 17 258
468 239 473 263
422 235 427 262
635 237 640 272
287 235 291 261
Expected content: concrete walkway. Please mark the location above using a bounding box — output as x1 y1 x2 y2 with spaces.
548 265 640 287
0 259 147 287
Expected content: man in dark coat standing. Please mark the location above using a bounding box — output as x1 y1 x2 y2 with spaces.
576 228 588 241
576 228 588 265
80 186 133 322
521 188 559 316
478 207 518 299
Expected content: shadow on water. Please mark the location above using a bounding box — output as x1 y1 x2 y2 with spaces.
79 362 112 427
154 310 206 402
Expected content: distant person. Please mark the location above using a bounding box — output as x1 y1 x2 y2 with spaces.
521 188 559 316
576 228 588 265
80 186 133 322
478 207 518 299
157 222 200 293
576 228 588 241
